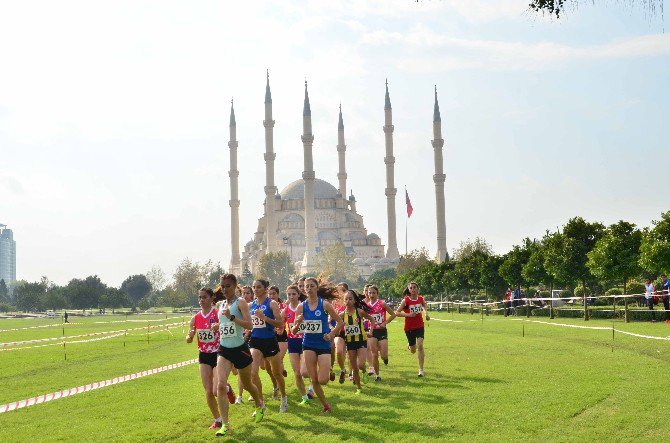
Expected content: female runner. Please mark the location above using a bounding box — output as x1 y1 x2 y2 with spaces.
214 274 265 436
283 284 313 404
341 289 376 394
395 281 430 377
291 277 344 413
269 285 289 382
366 285 396 381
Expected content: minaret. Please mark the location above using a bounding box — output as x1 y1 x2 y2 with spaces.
383 80 400 259
228 99 241 274
263 71 277 253
337 104 347 198
433 86 448 262
301 81 317 273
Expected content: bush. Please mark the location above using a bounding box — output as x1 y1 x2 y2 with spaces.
574 286 591 298
627 281 645 295
606 288 624 296
0 302 13 312
540 291 551 298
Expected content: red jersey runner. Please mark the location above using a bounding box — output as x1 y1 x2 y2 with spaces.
403 295 424 331
194 308 219 353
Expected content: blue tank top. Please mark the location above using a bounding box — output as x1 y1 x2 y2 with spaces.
302 297 331 350
218 297 245 348
249 297 276 339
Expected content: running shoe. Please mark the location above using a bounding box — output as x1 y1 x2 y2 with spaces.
280 396 288 413
282 369 288 377
307 386 315 399
362 372 370 384
322 404 332 414
383 358 388 366
273 387 280 400
299 397 311 406
355 389 362 395
418 369 425 377
338 370 346 384
215 423 231 436
374 375 381 382
247 395 254 402
253 405 266 423
348 374 353 381
209 421 222 430
234 396 243 405
329 371 335 382
226 384 235 404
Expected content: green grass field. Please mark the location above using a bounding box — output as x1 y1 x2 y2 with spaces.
2 312 670 442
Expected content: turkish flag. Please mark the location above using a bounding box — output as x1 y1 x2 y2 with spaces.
405 189 413 218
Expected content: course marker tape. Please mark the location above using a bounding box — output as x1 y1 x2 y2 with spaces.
0 358 198 414
0 323 82 333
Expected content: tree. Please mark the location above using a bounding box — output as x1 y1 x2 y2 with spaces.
543 217 604 291
528 0 663 18
63 276 107 310
120 274 152 307
451 237 493 261
146 265 167 295
173 258 206 307
256 252 294 290
314 243 360 285
240 264 253 286
40 286 68 311
397 248 432 274
14 281 45 311
522 239 553 288
104 287 130 313
498 238 534 287
587 221 642 293
480 255 507 298
202 260 225 288
0 279 8 302
639 211 670 276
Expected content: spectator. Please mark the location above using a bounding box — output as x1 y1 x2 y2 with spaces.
504 287 511 316
644 279 656 323
512 286 521 308
64 311 69 323
660 274 670 323
534 289 544 308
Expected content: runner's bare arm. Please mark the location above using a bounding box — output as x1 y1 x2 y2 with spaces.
422 299 430 321
291 304 304 334
186 316 196 343
235 299 254 330
395 299 411 317
383 301 397 323
257 300 284 328
324 301 344 339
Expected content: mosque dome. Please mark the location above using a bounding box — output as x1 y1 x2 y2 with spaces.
281 178 339 200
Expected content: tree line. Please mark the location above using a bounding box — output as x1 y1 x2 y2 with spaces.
369 211 670 301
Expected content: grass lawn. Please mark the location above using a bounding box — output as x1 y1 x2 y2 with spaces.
1 313 669 442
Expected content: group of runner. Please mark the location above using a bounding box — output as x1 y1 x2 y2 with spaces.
186 274 429 436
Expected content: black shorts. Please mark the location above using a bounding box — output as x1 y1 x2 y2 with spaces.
199 351 218 368
303 345 331 356
405 327 425 347
371 328 388 341
346 341 367 351
249 336 280 358
276 329 288 343
218 343 253 370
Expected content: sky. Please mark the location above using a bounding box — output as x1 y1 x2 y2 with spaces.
1 0 668 287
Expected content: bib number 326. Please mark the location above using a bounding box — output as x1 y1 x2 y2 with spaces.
197 329 216 343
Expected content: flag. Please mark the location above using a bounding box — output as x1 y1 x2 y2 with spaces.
405 188 413 218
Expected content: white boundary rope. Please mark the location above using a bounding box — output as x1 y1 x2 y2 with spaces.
0 358 198 414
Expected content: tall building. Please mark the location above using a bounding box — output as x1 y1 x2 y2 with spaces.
0 224 16 286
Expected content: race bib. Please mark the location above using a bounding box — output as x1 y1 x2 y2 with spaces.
220 323 236 338
251 316 266 329
344 324 361 336
303 320 322 334
290 322 307 333
197 329 216 343
409 304 423 314
371 313 383 324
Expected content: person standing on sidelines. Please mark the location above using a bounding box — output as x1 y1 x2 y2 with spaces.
366 285 396 382
645 278 657 323
186 287 234 429
249 279 288 412
291 277 344 413
283 284 312 403
214 274 265 436
395 281 430 377
341 290 376 394
658 274 670 323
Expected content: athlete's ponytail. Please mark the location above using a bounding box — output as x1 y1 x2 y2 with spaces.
347 289 371 313
305 276 341 302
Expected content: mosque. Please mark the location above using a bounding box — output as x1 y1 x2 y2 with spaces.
226 74 448 278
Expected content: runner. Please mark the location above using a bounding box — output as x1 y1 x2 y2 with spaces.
395 281 430 377
269 285 289 381
332 282 348 384
366 285 396 381
363 284 375 377
249 279 288 412
234 285 254 404
291 277 344 413
214 274 265 436
341 289 376 394
283 284 311 404
186 287 234 429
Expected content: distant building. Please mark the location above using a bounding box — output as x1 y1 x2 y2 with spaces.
0 224 17 286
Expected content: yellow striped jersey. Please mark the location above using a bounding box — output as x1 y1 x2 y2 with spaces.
342 309 366 343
